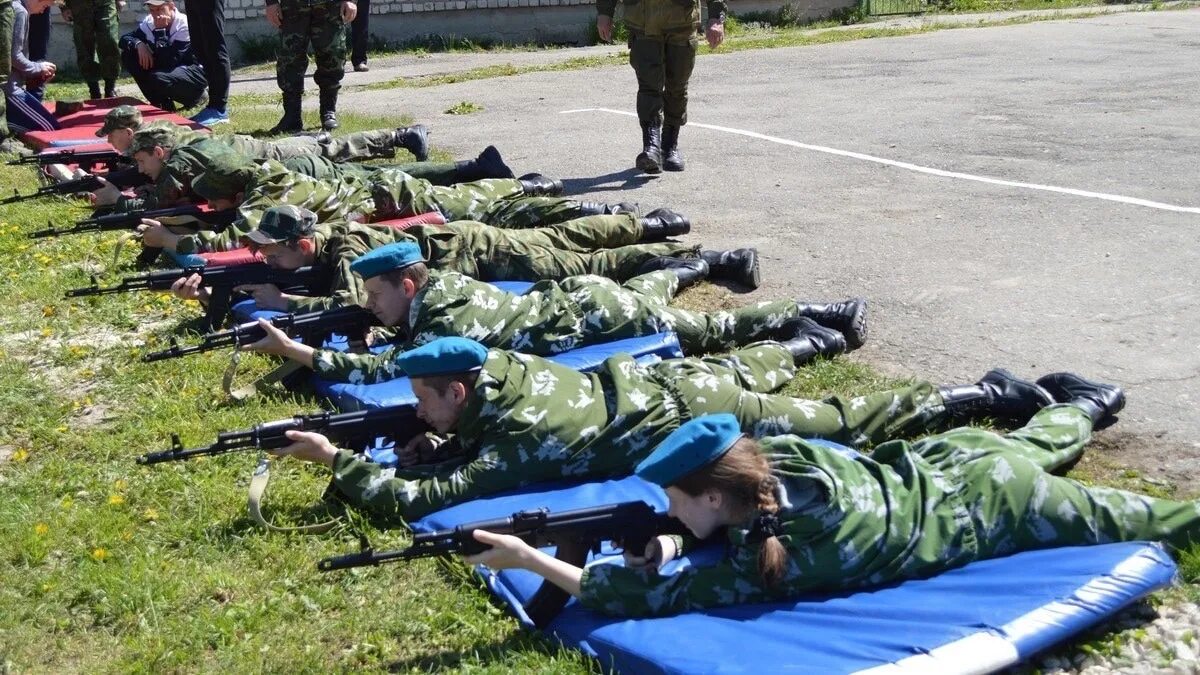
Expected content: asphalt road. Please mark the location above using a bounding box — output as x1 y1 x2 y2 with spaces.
339 9 1200 487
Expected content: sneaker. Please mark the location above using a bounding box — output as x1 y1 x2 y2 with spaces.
353 62 370 72
190 107 229 126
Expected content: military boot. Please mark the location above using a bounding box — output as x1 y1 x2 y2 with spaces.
394 125 430 161
939 369 1055 422
637 121 663 174
780 317 847 366
577 201 638 216
87 81 102 100
1036 373 1126 425
637 256 709 289
453 145 514 182
701 249 760 289
270 92 304 134
638 208 690 241
661 124 684 172
319 89 339 131
795 298 868 350
518 173 564 197
103 79 116 98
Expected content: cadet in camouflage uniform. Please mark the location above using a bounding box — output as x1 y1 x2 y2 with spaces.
597 0 725 173
272 336 1057 523
63 0 120 99
469 378 1199 618
116 128 241 212
279 144 516 195
264 0 355 132
96 105 431 163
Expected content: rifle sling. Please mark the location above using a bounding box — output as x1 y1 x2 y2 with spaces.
247 455 339 535
224 354 306 401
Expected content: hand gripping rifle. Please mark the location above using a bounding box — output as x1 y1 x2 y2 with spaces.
65 263 329 331
7 147 124 170
142 305 381 362
317 501 690 628
136 403 426 465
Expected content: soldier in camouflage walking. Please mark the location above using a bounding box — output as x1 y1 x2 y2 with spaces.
264 0 355 132
271 336 1057 522
63 0 120 99
242 239 855 383
469 377 1199 618
597 0 724 172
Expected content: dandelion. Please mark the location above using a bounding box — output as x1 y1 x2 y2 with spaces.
55 425 68 433
41 305 55 317
113 479 126 491
40 328 52 338
40 583 52 593
91 548 108 562
142 508 159 521
12 448 28 462
60 497 73 510
34 522 49 536
107 494 125 506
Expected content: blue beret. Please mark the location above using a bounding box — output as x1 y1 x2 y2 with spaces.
636 414 743 487
350 241 426 280
396 337 489 378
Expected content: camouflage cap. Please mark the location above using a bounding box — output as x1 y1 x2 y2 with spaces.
129 126 176 155
245 205 318 245
96 105 144 137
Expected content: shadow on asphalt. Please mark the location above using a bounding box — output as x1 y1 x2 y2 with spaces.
562 167 657 195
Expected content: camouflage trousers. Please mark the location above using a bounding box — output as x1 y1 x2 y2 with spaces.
565 273 804 354
628 26 697 127
656 342 946 447
375 173 592 229
276 1 346 95
412 215 698 282
282 155 462 187
228 130 399 164
0 0 11 137
922 405 1200 556
65 0 120 82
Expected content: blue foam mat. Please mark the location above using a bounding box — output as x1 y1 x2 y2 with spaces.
410 446 1178 675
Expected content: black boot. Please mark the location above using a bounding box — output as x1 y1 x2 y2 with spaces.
577 201 638 216
518 173 564 197
87 81 102 100
319 89 339 131
103 79 117 98
639 208 690 241
637 256 708 288
938 369 1056 422
1036 373 1126 426
394 125 429 161
661 124 684 172
637 121 663 174
701 249 760 289
270 92 304 134
795 298 868 351
454 145 514 182
780 317 847 365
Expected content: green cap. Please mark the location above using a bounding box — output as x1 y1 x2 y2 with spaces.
97 105 144 137
244 205 318 245
129 127 175 155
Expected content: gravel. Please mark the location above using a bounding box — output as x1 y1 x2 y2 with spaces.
1028 601 1200 674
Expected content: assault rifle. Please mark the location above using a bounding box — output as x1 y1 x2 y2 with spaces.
142 305 380 362
29 204 236 239
137 404 426 465
7 147 124 170
66 263 329 330
318 501 690 627
1 174 104 204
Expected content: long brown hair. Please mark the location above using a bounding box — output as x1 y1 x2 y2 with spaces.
672 437 788 587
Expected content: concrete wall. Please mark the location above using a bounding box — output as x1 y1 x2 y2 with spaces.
42 0 856 67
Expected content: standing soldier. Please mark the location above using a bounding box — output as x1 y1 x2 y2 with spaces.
62 0 121 99
0 0 11 148
264 0 356 133
597 0 724 173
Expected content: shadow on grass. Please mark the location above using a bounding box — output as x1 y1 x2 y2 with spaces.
385 629 588 672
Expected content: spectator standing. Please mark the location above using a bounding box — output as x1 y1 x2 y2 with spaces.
5 0 60 133
61 0 120 98
184 0 230 125
264 0 356 133
349 0 367 71
22 0 46 99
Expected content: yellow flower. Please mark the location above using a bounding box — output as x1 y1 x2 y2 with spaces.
55 425 68 434
41 305 55 317
40 583 52 593
40 328 52 338
142 508 159 521
60 497 73 510
107 494 126 506
34 522 49 536
11 448 28 462
121 530 133 542
91 548 108 562
113 479 127 491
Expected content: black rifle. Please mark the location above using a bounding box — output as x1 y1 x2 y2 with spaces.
1 174 104 205
318 501 689 628
7 147 124 170
29 204 236 240
66 263 329 331
142 305 381 362
137 403 426 465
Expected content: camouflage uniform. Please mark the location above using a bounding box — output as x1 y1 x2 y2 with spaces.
0 0 11 137
313 267 799 384
117 136 241 212
64 0 120 91
286 223 414 313
327 344 947 522
281 155 463 188
579 404 1200 617
271 0 346 100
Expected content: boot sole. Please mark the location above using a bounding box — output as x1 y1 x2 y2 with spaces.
844 298 868 351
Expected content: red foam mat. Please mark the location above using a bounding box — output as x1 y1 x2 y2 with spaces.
21 98 207 150
199 249 265 266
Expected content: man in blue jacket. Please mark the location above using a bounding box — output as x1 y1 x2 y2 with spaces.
119 0 206 111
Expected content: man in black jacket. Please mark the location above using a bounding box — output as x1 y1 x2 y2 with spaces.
119 0 207 111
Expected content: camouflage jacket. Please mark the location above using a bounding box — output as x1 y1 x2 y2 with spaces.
328 347 684 523
117 137 234 213
578 435 977 617
287 222 417 313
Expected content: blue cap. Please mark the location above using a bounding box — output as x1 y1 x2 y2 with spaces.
350 241 426 280
635 414 743 487
396 337 489 378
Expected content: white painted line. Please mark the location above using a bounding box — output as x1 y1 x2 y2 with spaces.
560 107 1200 215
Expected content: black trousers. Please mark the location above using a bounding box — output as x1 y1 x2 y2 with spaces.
121 50 208 109
182 0 229 110
26 8 50 101
350 0 369 65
